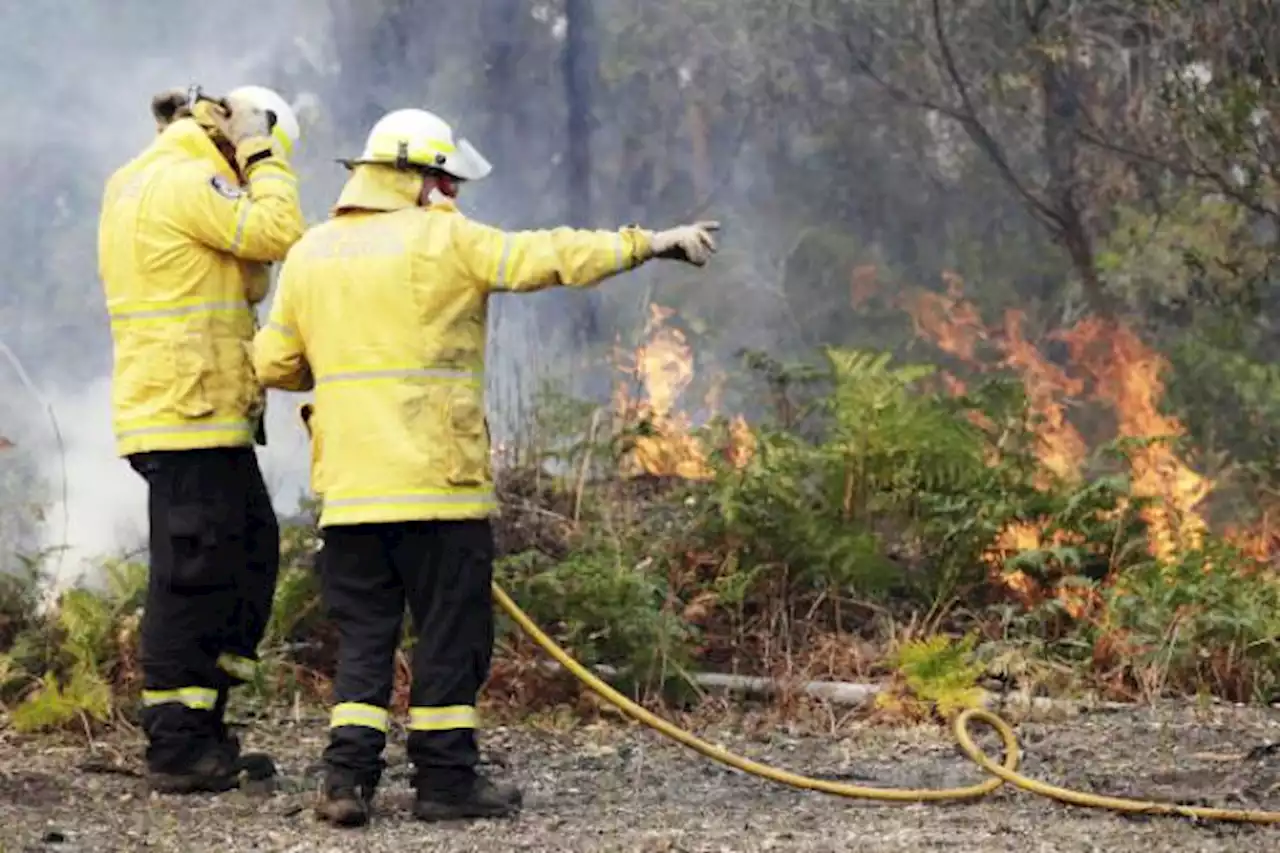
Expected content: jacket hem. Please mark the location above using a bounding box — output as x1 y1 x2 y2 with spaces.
319 503 499 528
115 423 255 457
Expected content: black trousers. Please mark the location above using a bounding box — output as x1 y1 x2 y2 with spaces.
318 519 495 795
128 448 280 773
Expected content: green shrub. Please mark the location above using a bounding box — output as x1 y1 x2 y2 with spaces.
497 548 696 684
1089 540 1280 703
1 337 1276 725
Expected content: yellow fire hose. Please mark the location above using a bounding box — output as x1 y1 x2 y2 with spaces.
494 583 1280 825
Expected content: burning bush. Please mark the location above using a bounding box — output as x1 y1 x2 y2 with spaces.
3 282 1280 731
489 287 1280 705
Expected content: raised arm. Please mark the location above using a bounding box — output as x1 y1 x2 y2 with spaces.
450 215 720 294
169 147 305 264
170 92 306 263
451 217 649 294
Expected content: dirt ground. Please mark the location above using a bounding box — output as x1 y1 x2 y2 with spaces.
3 702 1280 852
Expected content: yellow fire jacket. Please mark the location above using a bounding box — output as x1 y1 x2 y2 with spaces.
98 118 306 456
253 164 654 527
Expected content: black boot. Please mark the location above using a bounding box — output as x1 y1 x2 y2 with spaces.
215 728 278 783
147 741 240 795
315 770 379 828
211 692 277 783
412 774 523 822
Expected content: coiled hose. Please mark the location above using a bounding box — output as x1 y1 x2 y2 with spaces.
494 584 1280 825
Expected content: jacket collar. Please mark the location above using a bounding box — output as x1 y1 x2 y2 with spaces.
153 118 238 182
332 164 459 216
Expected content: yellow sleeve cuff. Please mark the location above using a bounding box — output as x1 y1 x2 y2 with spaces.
625 226 655 266
235 137 278 172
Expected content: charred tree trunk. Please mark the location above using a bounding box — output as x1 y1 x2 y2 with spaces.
565 0 595 226
563 0 601 347
1038 45 1112 318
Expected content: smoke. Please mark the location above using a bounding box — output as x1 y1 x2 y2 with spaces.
0 0 334 585
0 0 815 586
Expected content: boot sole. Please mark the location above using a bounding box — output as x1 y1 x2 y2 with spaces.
148 774 239 795
412 802 521 822
316 806 371 828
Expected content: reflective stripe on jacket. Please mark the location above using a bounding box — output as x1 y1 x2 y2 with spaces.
253 164 654 527
98 118 306 456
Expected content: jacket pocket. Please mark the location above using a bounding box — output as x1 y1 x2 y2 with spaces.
163 502 233 592
170 333 215 418
445 386 490 487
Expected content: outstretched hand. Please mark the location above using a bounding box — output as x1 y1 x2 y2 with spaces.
650 221 720 266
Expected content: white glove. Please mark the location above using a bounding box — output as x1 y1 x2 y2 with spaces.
211 92 273 147
648 221 720 266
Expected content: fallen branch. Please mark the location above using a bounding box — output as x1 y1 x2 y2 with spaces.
535 662 1135 722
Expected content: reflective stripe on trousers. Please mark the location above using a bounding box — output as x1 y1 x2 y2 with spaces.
408 705 478 732
330 702 391 732
141 687 219 710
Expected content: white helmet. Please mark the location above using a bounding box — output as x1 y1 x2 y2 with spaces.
226 85 301 159
344 108 492 181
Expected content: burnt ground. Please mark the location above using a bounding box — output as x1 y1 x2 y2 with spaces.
2 702 1280 852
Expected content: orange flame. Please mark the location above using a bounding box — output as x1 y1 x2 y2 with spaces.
903 272 1215 608
616 304 753 479
1064 318 1210 563
997 311 1087 486
1226 510 1276 565
906 272 987 362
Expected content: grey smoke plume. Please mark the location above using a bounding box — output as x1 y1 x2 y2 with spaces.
0 0 802 585
0 1 334 584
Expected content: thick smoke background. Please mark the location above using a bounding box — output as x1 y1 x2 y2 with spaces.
0 0 794 584
0 0 337 583
0 0 1067 585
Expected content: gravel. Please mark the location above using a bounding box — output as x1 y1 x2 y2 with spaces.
3 703 1280 852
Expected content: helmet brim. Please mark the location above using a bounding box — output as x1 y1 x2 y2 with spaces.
445 139 492 181
336 137 492 181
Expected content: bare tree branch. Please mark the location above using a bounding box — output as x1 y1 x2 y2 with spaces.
1074 116 1280 222
845 40 965 119
929 0 1064 231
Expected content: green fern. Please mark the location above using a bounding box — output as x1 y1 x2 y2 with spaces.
266 564 323 646
104 560 148 612
7 583 129 731
823 347 986 494
10 666 112 733
57 589 114 671
889 633 987 718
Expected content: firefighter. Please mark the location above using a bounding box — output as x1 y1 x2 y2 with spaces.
98 85 307 793
252 107 717 826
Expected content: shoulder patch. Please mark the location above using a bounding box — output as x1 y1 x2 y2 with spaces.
209 175 244 200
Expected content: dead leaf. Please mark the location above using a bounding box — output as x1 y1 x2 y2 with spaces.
681 591 719 625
